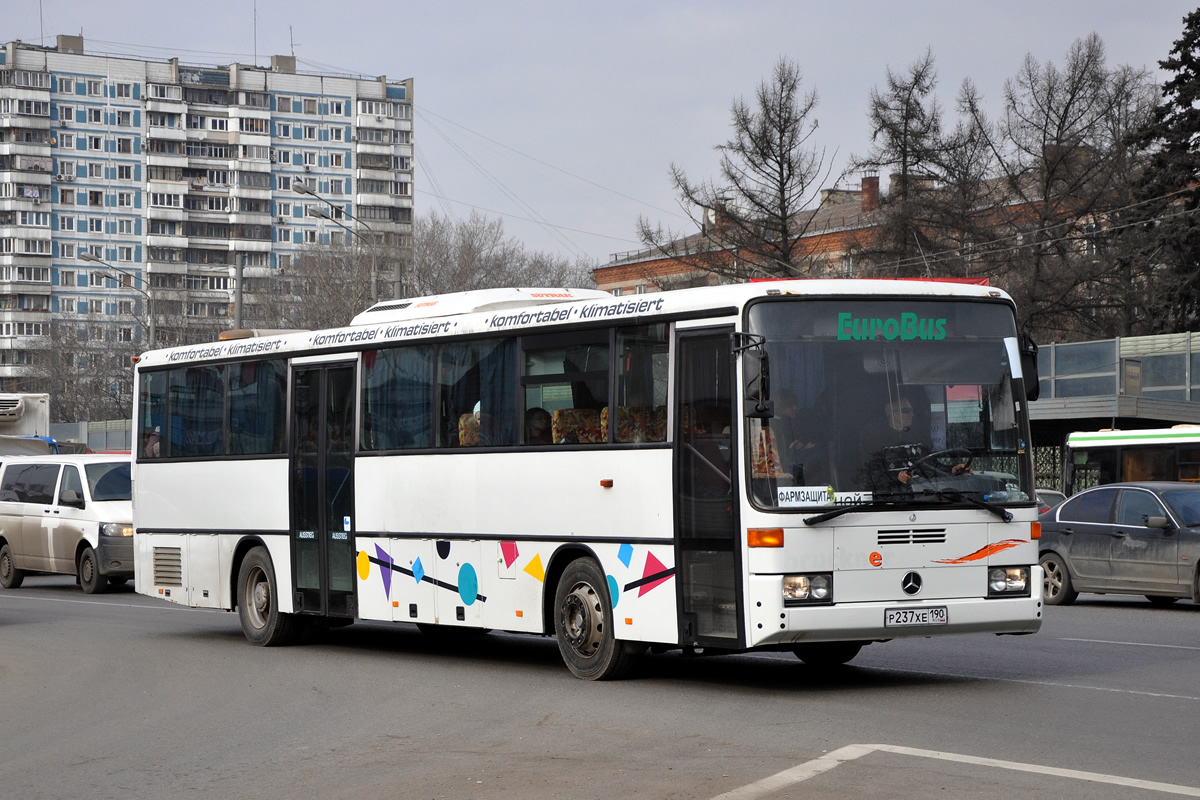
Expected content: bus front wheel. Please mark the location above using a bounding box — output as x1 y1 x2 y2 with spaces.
554 558 639 680
237 547 304 646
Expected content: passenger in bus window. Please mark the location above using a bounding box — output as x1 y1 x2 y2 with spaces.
143 426 161 458
525 407 552 445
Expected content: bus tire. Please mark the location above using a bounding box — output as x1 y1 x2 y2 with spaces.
792 641 863 667
554 558 639 680
0 542 23 589
237 547 303 646
78 546 107 595
1040 552 1078 606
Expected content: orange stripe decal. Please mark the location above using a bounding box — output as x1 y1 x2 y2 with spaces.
933 539 1026 564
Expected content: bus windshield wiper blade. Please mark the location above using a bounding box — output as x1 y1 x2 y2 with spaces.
918 489 1013 522
803 497 918 526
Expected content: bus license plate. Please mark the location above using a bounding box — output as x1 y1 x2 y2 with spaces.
885 606 948 627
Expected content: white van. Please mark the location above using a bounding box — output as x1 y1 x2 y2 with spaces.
0 454 133 594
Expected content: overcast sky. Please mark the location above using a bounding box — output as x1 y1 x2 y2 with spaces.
8 1 1197 265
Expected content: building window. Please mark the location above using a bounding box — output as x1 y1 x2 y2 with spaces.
88 163 103 178
303 98 317 115
61 270 76 287
117 110 132 126
61 243 76 260
90 299 103 314
330 153 344 168
277 122 291 138
118 246 133 261
59 77 74 94
88 218 103 233
331 127 344 142
118 192 133 207
60 215 76 232
277 96 292 113
278 176 291 191
59 104 75 122
59 133 74 149
329 179 343 195
88 191 103 206
118 327 133 342
117 138 133 154
118 164 133 180
209 118 228 131
116 83 132 98
88 136 102 151
304 229 317 244
88 107 102 123
303 125 316 140
60 188 75 205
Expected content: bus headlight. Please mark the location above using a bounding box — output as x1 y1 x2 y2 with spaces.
987 566 1030 597
100 522 134 537
783 573 832 606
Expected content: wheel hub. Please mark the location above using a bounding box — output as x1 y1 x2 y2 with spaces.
562 584 602 657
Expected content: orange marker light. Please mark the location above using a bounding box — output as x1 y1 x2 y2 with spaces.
747 528 784 548
1031 521 1041 540
515 610 523 618
600 479 614 488
393 601 399 607
625 617 633 625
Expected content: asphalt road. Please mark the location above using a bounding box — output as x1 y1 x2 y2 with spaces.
1 576 1197 800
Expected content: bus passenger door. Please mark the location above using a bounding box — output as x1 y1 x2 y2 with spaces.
674 328 742 646
291 362 357 619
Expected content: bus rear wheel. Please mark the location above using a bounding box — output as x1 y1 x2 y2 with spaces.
237 547 304 646
554 558 639 680
0 542 23 589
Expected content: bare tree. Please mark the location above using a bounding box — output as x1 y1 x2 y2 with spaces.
411 211 594 295
637 56 835 280
959 33 1157 340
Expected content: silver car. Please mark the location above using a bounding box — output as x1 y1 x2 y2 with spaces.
1038 482 1200 606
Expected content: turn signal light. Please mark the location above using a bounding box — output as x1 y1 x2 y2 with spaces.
1031 521 1041 540
748 528 784 548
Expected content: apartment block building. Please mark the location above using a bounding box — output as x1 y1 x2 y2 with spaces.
0 35 413 390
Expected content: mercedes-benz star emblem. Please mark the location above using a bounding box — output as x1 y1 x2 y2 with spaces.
901 571 923 595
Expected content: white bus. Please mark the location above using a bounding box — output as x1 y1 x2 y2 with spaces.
132 281 1043 679
1063 426 1200 495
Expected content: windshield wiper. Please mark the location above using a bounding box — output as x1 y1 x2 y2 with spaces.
803 496 922 526
916 489 1013 522
802 489 1014 526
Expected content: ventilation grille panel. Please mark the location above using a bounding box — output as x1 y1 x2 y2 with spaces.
153 546 183 586
877 528 947 545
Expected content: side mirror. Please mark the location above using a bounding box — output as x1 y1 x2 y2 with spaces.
60 489 85 509
1020 334 1040 401
1145 515 1172 529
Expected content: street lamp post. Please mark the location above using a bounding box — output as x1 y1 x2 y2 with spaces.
292 183 397 301
305 206 377 303
80 252 155 348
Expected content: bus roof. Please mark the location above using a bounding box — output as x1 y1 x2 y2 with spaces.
1066 426 1200 448
132 280 1015 369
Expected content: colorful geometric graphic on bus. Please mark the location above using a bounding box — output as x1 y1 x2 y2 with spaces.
933 539 1026 564
623 552 675 597
617 542 633 568
608 574 620 609
375 544 394 598
362 549 488 603
524 553 545 583
459 563 479 605
501 541 519 568
436 540 452 560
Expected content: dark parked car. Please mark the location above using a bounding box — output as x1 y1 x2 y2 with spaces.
1036 488 1067 514
1038 482 1200 606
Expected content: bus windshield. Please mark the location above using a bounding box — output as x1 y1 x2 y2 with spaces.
746 298 1033 510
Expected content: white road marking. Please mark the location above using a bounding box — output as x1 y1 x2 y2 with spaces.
712 743 1200 799
0 594 192 612
739 652 1200 702
1060 637 1200 651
